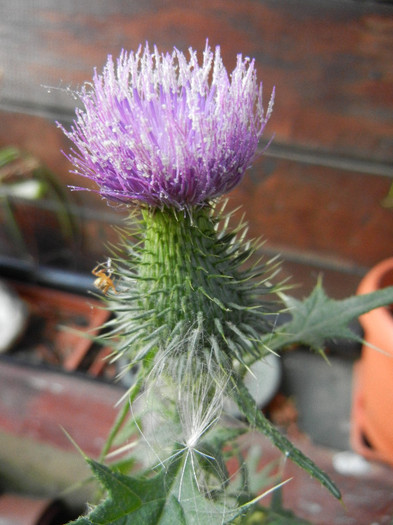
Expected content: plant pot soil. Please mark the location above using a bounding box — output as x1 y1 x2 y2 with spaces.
351 257 393 465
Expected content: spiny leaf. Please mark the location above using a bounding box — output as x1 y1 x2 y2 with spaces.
261 486 312 524
238 506 311 525
230 374 342 501
265 279 393 352
68 449 247 525
68 458 171 525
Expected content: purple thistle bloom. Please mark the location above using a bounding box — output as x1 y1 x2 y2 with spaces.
60 43 274 209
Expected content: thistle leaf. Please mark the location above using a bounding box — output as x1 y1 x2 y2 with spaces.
265 279 393 352
230 375 342 501
68 450 248 525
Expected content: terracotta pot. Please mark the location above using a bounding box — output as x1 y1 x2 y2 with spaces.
0 493 68 525
7 281 112 377
351 257 393 465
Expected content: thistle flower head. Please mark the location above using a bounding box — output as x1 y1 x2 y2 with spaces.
60 43 274 209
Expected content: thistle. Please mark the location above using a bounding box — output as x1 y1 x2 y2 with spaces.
59 43 393 524
60 42 277 446
60 43 273 210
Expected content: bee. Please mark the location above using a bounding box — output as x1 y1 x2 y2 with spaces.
92 258 118 295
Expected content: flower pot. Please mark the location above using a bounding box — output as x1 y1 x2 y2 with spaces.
351 257 393 465
0 493 69 525
3 280 112 377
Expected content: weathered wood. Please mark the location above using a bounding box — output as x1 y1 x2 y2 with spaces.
0 0 392 162
1 1 393 281
230 153 393 269
0 360 123 457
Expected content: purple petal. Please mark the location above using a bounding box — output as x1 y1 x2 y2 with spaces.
59 43 274 209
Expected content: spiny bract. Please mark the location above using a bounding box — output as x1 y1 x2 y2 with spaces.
103 204 282 384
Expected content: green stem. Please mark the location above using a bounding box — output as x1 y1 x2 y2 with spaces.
99 378 143 462
1 195 30 257
230 374 342 501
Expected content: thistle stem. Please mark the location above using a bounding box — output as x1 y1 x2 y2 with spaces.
99 378 143 462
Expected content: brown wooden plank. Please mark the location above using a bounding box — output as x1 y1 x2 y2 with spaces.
229 154 393 269
0 360 124 457
1 1 392 162
0 111 76 188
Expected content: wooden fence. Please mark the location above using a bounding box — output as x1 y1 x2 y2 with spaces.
1 0 392 295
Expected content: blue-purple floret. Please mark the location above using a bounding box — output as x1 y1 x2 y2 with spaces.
60 43 274 209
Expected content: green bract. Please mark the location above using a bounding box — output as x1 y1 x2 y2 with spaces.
106 205 281 382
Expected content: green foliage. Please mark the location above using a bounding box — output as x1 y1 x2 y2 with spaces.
264 278 393 354
69 447 307 525
69 449 251 525
236 487 312 524
233 279 393 501
0 146 79 257
262 488 311 524
230 374 341 500
70 203 393 524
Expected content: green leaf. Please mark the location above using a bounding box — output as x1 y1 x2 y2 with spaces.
230 375 342 501
266 279 393 352
237 505 311 525
257 486 312 524
68 449 248 525
245 508 311 524
69 458 170 525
